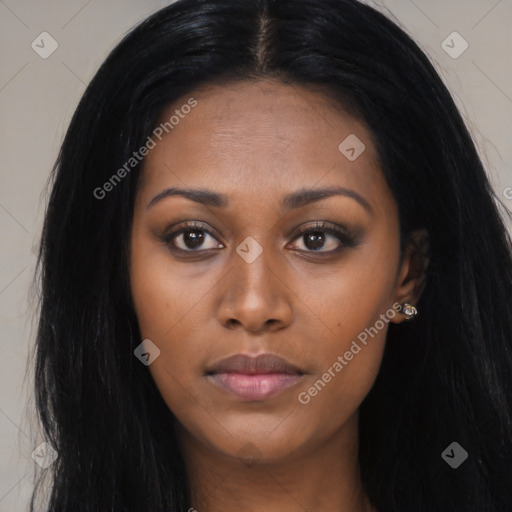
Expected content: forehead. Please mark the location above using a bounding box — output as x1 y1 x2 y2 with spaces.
139 79 392 216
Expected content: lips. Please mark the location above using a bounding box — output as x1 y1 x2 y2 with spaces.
206 353 302 375
205 353 304 401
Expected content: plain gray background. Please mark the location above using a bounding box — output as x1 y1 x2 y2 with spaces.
0 0 511 510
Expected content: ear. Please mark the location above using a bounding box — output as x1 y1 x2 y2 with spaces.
390 228 430 324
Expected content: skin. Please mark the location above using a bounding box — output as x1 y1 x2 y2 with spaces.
129 79 428 512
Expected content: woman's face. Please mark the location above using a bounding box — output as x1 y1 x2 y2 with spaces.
130 79 423 464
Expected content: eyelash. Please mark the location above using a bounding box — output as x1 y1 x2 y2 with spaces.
160 220 356 256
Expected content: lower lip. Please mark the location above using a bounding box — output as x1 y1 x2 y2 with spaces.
207 372 303 400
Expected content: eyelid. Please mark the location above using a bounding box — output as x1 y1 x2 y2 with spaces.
292 220 352 238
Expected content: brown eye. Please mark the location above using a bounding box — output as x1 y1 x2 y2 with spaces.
163 222 224 252
288 222 355 253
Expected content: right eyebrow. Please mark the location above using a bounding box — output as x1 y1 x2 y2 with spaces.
147 187 228 210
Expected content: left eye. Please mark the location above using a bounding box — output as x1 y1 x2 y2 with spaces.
289 227 347 253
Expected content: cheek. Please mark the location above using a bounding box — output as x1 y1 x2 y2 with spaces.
294 294 392 436
297 329 387 412
305 235 399 348
294 234 399 415
129 226 194 376
130 248 210 428
129 222 211 344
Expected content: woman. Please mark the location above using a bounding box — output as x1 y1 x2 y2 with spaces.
31 0 512 511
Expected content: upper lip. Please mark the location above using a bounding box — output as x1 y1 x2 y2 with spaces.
206 353 303 375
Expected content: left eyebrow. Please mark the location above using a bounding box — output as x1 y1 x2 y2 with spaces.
281 186 373 215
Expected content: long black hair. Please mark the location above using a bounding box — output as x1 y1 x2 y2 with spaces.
30 0 512 510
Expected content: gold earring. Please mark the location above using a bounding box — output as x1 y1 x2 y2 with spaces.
399 303 418 320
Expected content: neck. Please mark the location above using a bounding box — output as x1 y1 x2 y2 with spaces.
175 412 377 512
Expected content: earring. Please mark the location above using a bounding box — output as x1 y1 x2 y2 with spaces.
399 303 418 320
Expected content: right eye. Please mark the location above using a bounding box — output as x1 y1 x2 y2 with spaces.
162 222 224 253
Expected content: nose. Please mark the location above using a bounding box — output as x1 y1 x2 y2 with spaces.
216 242 293 334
